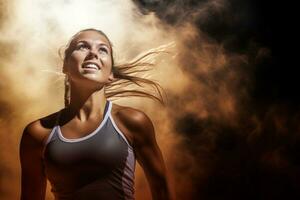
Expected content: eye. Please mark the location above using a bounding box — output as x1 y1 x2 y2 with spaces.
76 43 89 50
99 47 108 54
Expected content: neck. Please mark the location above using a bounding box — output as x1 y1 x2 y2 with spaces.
65 82 108 122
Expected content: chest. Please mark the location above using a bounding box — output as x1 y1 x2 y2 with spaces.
44 121 129 171
57 111 133 146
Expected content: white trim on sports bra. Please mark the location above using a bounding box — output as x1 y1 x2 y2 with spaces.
109 113 134 150
57 101 112 143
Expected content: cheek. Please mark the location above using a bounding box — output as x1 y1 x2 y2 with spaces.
69 52 86 64
64 55 82 74
101 55 112 65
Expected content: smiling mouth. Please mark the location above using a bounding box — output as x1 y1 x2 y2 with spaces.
82 62 100 70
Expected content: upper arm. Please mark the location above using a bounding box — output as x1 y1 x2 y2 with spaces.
20 121 47 200
118 108 173 199
131 112 166 180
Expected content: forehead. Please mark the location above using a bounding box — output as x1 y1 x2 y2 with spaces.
71 31 111 47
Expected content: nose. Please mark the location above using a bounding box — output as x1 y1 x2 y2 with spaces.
86 47 99 60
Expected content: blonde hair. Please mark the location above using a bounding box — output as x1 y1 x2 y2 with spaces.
61 28 168 107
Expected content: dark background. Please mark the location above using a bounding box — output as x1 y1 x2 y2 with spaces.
133 1 299 199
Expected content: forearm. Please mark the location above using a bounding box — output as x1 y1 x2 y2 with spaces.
148 176 174 200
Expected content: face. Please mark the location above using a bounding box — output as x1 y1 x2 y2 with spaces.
63 30 114 88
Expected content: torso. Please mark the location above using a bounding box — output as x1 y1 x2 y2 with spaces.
37 100 137 199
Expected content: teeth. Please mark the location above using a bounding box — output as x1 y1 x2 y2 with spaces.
83 63 98 69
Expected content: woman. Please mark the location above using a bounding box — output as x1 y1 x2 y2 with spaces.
20 28 173 200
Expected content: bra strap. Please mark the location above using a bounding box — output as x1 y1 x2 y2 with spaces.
103 100 109 118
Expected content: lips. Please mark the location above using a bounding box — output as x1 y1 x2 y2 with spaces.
82 62 100 70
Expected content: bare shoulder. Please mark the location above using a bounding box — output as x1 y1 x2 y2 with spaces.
111 103 155 147
112 103 154 130
22 110 61 145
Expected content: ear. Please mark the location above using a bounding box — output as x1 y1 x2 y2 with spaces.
107 72 115 83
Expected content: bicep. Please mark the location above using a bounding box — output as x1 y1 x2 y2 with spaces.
20 126 47 200
132 115 167 184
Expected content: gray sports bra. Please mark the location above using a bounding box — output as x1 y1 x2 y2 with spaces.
42 100 136 200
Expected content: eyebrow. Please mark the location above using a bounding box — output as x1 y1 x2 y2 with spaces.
76 40 110 49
